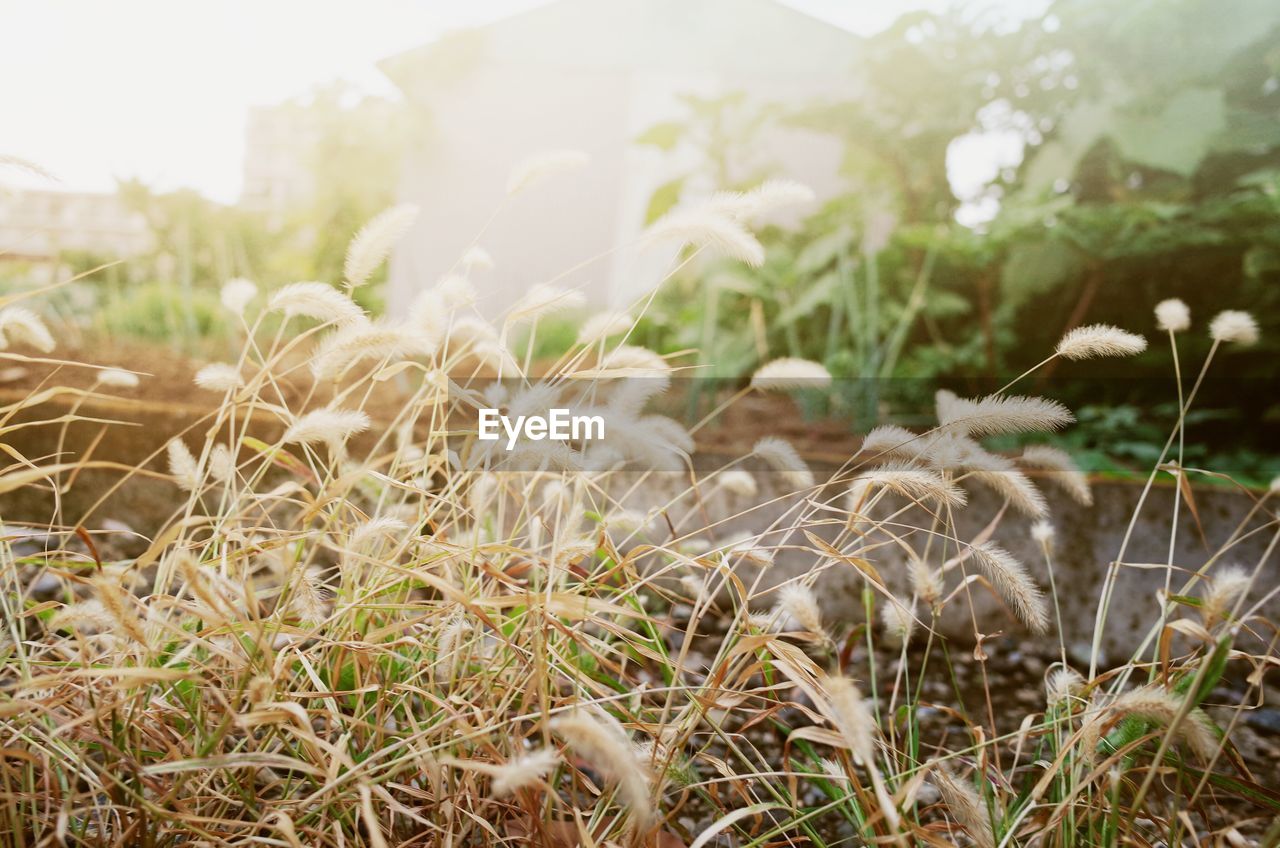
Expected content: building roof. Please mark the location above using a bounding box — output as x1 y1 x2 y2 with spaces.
381 0 861 94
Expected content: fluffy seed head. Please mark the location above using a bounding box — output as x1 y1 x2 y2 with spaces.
1155 298 1190 333
822 676 876 764
194 363 243 392
958 452 1048 518
775 583 825 639
879 599 916 646
491 748 559 797
548 711 652 826
599 345 670 377
283 408 370 449
220 277 258 314
460 245 494 273
288 567 329 623
49 599 116 633
1209 310 1259 345
167 439 200 491
267 282 364 325
506 284 586 326
854 462 967 508
752 436 814 489
0 306 55 352
92 573 148 644
95 368 140 388
434 274 477 309
750 358 832 391
938 393 1074 438
934 388 960 422
311 321 426 381
1055 324 1147 360
506 149 589 195
1201 565 1250 627
716 469 758 498
344 203 419 288
971 542 1049 633
643 205 765 267
577 311 634 345
1031 520 1056 545
710 179 816 222
209 444 235 482
908 558 945 607
348 516 409 551
861 424 926 462
1045 667 1083 705
932 767 994 848
1020 445 1093 506
1091 687 1220 761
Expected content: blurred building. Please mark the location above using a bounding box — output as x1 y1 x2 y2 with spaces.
0 187 152 281
380 0 860 316
240 103 323 227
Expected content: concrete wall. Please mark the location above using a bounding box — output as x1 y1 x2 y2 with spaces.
382 0 861 317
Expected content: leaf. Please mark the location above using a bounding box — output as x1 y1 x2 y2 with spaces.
644 176 687 225
635 120 685 151
1000 239 1085 306
1111 88 1227 177
689 803 787 848
804 531 885 587
1021 97 1115 194
1174 466 1207 549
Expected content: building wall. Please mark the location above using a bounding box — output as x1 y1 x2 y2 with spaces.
0 188 152 263
387 68 852 318
390 63 633 317
240 104 322 227
384 0 860 318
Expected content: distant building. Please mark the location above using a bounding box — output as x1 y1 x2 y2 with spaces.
0 187 152 280
380 0 860 316
240 103 324 227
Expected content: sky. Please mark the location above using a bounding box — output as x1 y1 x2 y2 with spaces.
0 0 1043 205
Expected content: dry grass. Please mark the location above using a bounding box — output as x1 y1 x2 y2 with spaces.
0 194 1276 847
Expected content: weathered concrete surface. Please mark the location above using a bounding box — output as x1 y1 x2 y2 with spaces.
4 397 1274 670
611 471 1278 666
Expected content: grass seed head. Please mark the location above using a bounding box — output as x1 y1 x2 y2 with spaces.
267 281 365 325
220 277 259 314
1155 298 1191 333
1054 324 1147 360
938 393 1074 438
0 306 55 352
194 362 243 392
751 436 814 488
971 542 1050 633
750 357 832 391
344 203 418 288
1209 309 1259 345
549 711 653 827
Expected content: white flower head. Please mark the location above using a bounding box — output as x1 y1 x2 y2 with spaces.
506 149 589 196
0 306 55 352
1154 298 1190 333
95 368 140 389
1209 310 1259 345
344 204 418 288
267 282 365 325
194 363 244 392
220 278 258 315
283 408 370 449
1055 324 1147 361
750 358 831 392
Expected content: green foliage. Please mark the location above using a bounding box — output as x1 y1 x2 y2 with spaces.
640 0 1280 461
95 280 227 346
